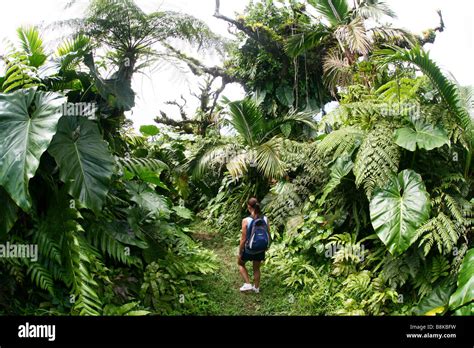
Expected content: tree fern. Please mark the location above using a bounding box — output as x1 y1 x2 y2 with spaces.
354 123 400 198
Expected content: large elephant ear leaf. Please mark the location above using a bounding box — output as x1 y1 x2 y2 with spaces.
48 116 114 213
449 248 474 313
395 118 450 151
370 169 431 255
413 280 456 316
0 88 66 211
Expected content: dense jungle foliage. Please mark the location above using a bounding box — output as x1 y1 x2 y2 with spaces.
0 0 472 316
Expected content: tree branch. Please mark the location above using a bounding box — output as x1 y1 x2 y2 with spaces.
213 0 283 56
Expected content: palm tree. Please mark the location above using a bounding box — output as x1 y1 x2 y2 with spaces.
190 98 317 181
285 0 415 94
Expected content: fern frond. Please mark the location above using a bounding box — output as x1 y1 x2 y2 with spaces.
25 261 54 295
53 206 103 316
317 126 365 160
120 157 169 176
86 221 143 267
415 213 461 256
353 123 400 198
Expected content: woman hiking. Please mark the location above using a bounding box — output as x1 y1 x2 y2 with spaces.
237 197 270 293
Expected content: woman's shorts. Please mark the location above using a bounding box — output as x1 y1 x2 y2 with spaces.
241 249 265 262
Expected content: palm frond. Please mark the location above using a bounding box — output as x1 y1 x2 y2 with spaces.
256 138 286 179
192 142 243 179
323 49 353 94
374 46 473 138
227 151 251 179
56 34 91 71
285 29 329 57
355 0 396 21
226 98 266 146
308 0 350 26
370 27 417 47
16 26 47 68
334 17 371 55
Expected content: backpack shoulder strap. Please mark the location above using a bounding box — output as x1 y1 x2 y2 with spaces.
245 217 254 241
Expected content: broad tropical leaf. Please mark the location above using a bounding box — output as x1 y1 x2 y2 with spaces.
370 169 431 255
48 116 114 212
139 125 160 137
449 248 474 312
173 206 194 220
395 118 450 151
355 0 396 20
0 88 66 211
413 281 456 316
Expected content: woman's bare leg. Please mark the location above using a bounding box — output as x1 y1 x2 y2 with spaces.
238 256 251 284
253 261 262 288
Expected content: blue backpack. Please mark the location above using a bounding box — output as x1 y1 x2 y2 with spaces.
245 216 270 254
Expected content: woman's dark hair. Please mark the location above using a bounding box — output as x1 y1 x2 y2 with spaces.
247 197 261 215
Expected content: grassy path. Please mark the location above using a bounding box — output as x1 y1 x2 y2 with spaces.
192 228 296 316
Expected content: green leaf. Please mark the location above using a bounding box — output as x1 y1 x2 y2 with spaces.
0 88 66 211
370 169 431 255
307 0 350 26
48 117 114 212
252 89 266 106
0 187 18 235
414 281 456 316
172 206 194 220
126 182 171 219
17 26 47 68
449 248 474 311
280 123 292 137
395 118 450 151
139 125 159 137
101 220 149 249
318 156 354 205
276 86 294 107
454 303 473 315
